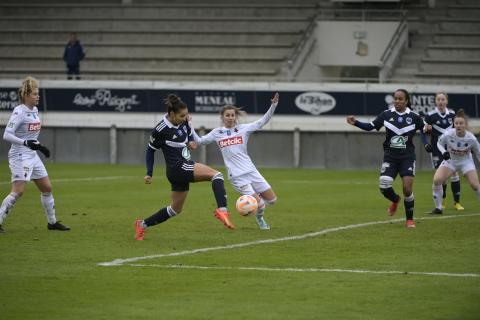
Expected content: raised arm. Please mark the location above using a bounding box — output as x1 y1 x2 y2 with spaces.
248 92 279 131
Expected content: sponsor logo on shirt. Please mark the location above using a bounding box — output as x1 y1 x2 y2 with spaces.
28 122 41 131
219 136 243 148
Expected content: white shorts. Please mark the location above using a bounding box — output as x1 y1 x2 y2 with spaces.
439 158 476 175
9 153 48 182
230 170 271 196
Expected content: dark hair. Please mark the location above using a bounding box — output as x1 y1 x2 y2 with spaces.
454 108 468 125
394 89 411 109
164 94 187 115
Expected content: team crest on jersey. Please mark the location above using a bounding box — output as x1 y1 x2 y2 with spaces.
406 117 412 125
226 130 231 136
397 117 403 123
390 135 408 149
219 136 243 148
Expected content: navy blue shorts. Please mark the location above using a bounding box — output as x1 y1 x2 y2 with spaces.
166 161 195 192
380 154 416 178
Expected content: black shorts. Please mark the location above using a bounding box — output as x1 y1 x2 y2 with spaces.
380 154 416 178
432 148 442 169
166 160 195 192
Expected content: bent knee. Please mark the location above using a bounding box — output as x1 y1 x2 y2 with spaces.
264 196 277 206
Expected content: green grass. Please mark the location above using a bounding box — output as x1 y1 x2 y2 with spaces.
0 163 479 319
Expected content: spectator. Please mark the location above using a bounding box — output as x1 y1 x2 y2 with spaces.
63 32 85 80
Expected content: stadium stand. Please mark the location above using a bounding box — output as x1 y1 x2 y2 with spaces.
0 0 477 83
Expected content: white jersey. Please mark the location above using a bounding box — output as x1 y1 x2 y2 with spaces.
437 128 480 162
192 102 277 179
4 104 41 159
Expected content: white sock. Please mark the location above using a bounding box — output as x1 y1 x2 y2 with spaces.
0 192 18 224
41 192 57 224
432 184 443 209
256 198 266 218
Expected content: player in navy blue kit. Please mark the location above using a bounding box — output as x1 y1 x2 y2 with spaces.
134 94 234 240
346 89 429 228
424 91 464 211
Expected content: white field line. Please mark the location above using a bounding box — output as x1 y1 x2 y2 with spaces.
98 213 480 268
126 264 480 278
0 175 138 185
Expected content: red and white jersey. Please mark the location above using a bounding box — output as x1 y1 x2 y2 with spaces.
437 128 480 162
193 103 277 179
4 104 41 158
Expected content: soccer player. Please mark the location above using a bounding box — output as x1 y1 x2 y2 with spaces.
134 94 233 241
189 92 279 230
0 76 70 233
431 109 480 214
424 91 464 210
346 89 428 228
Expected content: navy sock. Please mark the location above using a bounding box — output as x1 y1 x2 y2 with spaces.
404 197 414 220
442 184 447 199
451 181 461 203
380 187 400 203
144 207 171 227
212 177 227 208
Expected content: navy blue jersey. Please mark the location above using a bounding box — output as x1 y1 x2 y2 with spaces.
424 107 455 149
148 115 194 168
371 108 425 158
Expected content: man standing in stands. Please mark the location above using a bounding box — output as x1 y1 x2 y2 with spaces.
63 32 85 80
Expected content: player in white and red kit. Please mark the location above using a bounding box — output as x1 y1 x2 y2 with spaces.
431 109 480 214
191 92 279 230
0 76 69 233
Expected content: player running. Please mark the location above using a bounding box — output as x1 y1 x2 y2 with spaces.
346 89 429 228
134 94 234 241
0 76 70 233
431 109 480 214
424 91 464 211
189 92 279 230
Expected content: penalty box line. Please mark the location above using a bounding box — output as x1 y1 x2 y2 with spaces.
98 213 480 267
126 263 480 278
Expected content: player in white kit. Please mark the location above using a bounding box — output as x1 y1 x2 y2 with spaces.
0 76 70 233
190 92 279 230
431 109 480 214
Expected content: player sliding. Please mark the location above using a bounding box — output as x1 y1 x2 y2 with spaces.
431 109 480 214
346 89 429 228
0 76 70 233
134 94 234 241
189 92 280 230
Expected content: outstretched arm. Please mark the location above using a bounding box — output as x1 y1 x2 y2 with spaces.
249 92 279 130
346 115 375 131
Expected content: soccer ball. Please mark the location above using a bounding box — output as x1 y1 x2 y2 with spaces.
235 195 258 216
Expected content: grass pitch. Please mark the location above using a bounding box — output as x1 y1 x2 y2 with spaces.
0 163 479 319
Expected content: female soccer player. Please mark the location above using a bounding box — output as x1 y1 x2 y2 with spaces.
189 92 279 230
134 94 234 240
424 92 464 210
431 109 480 214
346 89 427 228
0 76 70 233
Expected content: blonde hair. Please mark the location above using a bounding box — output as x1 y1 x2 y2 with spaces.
435 91 449 101
18 76 39 103
220 105 247 119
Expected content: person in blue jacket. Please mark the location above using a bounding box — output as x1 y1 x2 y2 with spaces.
63 32 85 80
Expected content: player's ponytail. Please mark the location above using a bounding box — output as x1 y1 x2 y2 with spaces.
18 76 39 103
164 94 187 115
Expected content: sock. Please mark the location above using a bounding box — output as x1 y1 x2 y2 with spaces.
442 184 447 199
0 192 19 224
475 188 480 200
432 184 443 209
451 180 461 203
143 206 177 227
41 192 57 224
404 193 414 220
256 198 266 217
380 187 400 203
212 173 227 208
